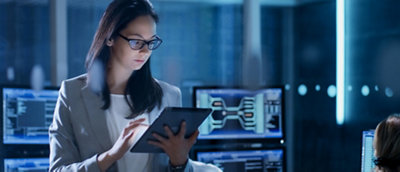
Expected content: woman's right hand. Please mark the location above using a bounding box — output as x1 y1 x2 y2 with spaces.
97 118 146 172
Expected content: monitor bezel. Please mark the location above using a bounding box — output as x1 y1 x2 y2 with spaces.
193 146 286 172
1 85 59 157
192 86 285 144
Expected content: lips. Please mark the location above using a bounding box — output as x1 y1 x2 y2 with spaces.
134 59 145 63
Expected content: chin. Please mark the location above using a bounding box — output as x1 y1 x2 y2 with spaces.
132 65 144 71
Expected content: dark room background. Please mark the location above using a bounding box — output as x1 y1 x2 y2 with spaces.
1 0 400 171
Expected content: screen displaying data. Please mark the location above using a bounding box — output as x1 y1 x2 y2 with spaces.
194 88 283 139
4 158 49 172
361 130 375 172
2 87 59 144
197 149 283 172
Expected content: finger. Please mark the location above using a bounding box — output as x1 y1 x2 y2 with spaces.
123 130 135 140
129 118 146 125
152 133 167 143
122 123 140 136
148 140 165 149
128 119 146 127
126 120 149 130
188 130 200 145
163 125 174 137
177 121 186 138
126 121 144 129
123 123 148 137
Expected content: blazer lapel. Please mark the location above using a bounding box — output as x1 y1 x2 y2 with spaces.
81 85 113 150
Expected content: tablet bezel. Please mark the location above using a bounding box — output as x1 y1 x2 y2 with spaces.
130 107 212 153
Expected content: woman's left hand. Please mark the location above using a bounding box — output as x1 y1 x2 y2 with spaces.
148 121 199 166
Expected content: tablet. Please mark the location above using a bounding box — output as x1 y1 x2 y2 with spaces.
130 107 212 153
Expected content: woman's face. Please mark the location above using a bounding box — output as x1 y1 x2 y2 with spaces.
109 15 157 72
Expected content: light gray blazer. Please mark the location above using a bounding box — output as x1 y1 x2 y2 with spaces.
49 74 194 172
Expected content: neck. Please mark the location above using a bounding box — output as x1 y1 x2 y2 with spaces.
107 66 132 95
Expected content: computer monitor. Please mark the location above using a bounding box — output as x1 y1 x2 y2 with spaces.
196 149 284 172
361 130 375 172
2 86 59 144
193 87 283 140
4 158 49 172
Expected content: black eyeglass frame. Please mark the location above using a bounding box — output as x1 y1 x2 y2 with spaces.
118 33 163 50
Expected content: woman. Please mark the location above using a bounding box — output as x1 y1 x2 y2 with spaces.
373 114 400 172
49 0 220 171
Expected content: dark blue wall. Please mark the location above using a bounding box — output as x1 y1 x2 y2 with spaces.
0 2 50 85
290 0 400 171
292 1 340 171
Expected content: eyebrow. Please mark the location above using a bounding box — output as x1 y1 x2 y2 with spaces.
127 33 157 40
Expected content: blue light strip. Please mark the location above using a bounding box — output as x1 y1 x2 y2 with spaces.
336 0 345 125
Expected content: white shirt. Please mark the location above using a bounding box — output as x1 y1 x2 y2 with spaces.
105 94 150 172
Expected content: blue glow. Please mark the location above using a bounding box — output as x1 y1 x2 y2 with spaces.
328 85 337 98
348 85 353 91
361 85 370 96
385 87 394 98
315 85 321 91
374 85 379 91
285 84 291 91
336 0 345 125
298 84 307 96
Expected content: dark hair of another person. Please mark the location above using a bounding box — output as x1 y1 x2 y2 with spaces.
85 0 163 119
374 114 400 172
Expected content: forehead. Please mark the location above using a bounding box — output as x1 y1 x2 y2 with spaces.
121 15 156 39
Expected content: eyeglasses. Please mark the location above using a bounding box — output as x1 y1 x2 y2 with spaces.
118 33 163 50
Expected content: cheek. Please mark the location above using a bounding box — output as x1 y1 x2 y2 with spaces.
117 48 138 61
112 41 133 56
111 44 125 57
139 52 152 61
145 53 152 59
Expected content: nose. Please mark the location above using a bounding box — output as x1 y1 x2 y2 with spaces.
139 44 151 54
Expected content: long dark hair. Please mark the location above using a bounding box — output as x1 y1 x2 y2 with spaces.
85 0 163 118
374 114 400 172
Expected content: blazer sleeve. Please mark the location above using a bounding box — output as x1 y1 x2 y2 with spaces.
48 81 101 172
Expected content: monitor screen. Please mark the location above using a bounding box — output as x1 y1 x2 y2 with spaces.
197 149 284 172
4 158 49 172
361 130 375 172
194 87 283 139
2 87 59 144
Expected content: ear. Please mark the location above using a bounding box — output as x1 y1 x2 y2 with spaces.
106 38 114 46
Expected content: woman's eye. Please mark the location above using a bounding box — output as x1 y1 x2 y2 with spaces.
129 40 143 48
